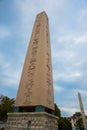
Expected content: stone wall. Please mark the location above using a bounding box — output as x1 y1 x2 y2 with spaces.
5 112 58 130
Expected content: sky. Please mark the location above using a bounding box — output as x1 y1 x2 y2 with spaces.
0 0 87 117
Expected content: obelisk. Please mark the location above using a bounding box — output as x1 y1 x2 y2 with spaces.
78 92 87 130
15 11 54 112
5 12 58 130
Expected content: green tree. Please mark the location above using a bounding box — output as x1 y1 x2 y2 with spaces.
73 112 84 130
54 103 72 130
58 117 67 130
0 95 15 121
58 117 72 130
55 103 61 117
76 118 84 130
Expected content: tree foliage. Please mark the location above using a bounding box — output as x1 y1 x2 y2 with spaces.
0 95 15 121
76 118 84 130
58 117 72 130
55 103 61 118
54 103 72 130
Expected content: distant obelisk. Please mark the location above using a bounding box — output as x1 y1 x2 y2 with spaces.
5 12 58 130
78 92 87 130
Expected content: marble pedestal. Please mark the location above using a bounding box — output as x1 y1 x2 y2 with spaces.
5 112 58 130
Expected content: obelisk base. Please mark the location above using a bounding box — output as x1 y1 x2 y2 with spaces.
5 112 58 130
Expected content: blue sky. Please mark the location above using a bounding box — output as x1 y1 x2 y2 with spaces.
0 0 87 117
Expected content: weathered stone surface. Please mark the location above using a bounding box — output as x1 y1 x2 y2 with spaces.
15 11 54 110
5 112 58 130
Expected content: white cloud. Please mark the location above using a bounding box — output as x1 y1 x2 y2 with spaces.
0 26 11 40
2 69 20 87
73 89 87 96
74 35 87 44
53 67 82 82
0 53 21 87
57 88 87 116
61 107 79 116
54 85 65 93
58 34 87 44
52 31 87 85
79 5 87 30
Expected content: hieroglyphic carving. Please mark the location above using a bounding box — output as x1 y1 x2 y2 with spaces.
46 21 53 107
24 18 41 105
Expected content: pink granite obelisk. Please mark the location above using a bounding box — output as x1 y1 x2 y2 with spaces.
5 12 58 130
15 11 54 112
